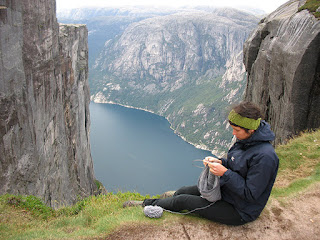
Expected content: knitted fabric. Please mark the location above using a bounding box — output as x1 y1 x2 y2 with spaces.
228 110 261 130
197 165 221 202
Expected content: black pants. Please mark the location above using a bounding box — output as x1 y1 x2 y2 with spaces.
143 185 245 226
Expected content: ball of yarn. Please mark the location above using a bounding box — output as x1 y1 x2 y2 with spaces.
143 205 163 218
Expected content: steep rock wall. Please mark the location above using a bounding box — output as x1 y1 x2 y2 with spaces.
93 11 257 94
0 0 96 208
243 0 320 145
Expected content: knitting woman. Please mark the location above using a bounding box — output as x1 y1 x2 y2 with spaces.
124 102 279 225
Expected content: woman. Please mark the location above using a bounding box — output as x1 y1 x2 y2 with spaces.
125 102 279 225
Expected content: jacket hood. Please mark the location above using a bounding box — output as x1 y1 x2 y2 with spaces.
239 120 275 144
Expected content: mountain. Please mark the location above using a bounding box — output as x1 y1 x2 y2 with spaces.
243 0 320 145
0 0 96 208
57 7 181 68
88 8 259 153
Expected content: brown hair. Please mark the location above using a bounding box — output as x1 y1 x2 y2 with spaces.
229 102 263 131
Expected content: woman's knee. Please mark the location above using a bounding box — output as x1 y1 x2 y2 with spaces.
174 185 199 196
174 186 188 196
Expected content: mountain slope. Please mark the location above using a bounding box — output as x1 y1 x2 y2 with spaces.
90 9 259 153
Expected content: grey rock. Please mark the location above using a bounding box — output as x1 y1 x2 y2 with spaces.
243 0 320 145
0 1 96 208
159 191 176 199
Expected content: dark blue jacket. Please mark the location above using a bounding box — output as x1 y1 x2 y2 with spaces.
220 120 279 223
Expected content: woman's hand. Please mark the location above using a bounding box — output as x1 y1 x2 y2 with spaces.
203 156 222 166
208 162 228 176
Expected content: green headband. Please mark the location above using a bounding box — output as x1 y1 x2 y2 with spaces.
228 109 261 130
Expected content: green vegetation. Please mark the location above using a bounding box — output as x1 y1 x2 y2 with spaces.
1 129 319 239
0 192 165 240
161 75 240 151
272 129 320 197
298 0 320 18
4 195 54 220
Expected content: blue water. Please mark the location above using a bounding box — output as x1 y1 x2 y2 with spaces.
90 102 212 196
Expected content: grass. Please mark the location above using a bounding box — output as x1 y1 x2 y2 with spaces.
298 0 320 18
0 192 165 240
0 191 186 240
272 129 320 197
1 129 320 239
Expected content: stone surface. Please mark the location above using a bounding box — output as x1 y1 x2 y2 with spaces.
0 0 96 208
243 0 320 145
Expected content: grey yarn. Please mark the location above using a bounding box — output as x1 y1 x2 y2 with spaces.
144 205 163 218
197 165 221 202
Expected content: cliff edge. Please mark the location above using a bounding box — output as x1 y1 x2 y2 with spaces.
243 0 320 145
0 0 96 208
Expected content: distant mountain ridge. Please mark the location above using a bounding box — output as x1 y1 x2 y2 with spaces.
71 7 260 153
57 5 266 20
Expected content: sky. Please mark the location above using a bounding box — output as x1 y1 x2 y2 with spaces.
56 0 289 14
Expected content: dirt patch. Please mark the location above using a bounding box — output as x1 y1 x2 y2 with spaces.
104 183 320 240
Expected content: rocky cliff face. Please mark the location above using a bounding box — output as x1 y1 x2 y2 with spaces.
243 0 320 145
90 9 259 153
93 10 257 94
0 0 96 208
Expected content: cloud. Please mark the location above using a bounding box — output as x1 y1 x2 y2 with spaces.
56 0 289 13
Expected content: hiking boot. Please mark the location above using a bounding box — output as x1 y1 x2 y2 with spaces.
122 200 143 208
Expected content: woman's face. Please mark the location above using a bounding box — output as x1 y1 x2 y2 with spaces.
231 125 254 140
